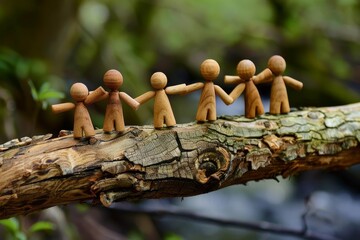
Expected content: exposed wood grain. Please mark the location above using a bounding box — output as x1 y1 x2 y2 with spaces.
1 103 360 219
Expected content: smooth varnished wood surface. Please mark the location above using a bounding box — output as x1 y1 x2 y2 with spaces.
191 59 233 122
101 69 139 132
227 59 264 118
51 102 75 114
136 72 184 128
52 83 98 138
260 55 303 114
196 81 217 121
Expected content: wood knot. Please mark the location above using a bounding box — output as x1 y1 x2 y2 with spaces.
195 147 230 184
89 137 99 145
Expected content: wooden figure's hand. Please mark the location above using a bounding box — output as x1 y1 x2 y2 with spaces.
252 68 273 85
165 84 187 95
214 85 233 105
135 91 156 105
51 102 75 114
224 75 242 85
85 86 108 105
229 83 246 101
283 76 303 91
185 82 204 94
119 92 140 110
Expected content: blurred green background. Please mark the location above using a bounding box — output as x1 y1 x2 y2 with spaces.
1 0 359 142
1 0 360 239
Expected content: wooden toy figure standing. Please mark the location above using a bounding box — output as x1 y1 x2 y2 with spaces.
224 59 264 118
135 72 186 129
100 69 140 133
186 59 233 122
51 83 106 139
254 55 303 114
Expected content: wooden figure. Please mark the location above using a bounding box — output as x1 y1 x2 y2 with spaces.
135 72 186 129
52 83 106 139
186 59 233 122
100 69 140 133
254 55 303 114
224 59 264 118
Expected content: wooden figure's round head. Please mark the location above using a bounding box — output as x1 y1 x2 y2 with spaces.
70 83 89 102
200 59 220 81
103 69 123 90
150 72 167 90
236 59 256 80
268 55 286 76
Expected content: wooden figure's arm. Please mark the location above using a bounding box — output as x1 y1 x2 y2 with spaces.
119 92 140 110
224 75 242 85
283 76 303 91
135 91 156 105
214 85 233 105
229 83 246 101
51 102 75 114
85 87 108 105
252 68 273 85
165 84 187 95
185 82 204 93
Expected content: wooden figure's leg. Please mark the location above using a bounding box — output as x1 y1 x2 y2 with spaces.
270 77 289 115
256 103 265 116
153 114 164 129
245 97 259 119
270 99 281 115
245 98 263 118
245 106 256 119
103 118 113 133
83 121 95 137
281 100 290 114
103 108 125 132
114 118 125 132
196 107 207 122
270 100 281 115
73 119 82 139
114 111 125 132
164 112 176 127
73 128 82 139
207 108 217 121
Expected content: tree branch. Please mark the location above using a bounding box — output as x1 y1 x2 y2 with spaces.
109 203 340 240
1 103 360 219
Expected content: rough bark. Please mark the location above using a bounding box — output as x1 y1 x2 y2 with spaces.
1 103 360 219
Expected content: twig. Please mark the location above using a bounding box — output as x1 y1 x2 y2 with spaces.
109 203 340 240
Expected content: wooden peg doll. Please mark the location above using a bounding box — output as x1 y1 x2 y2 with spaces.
224 59 264 119
254 55 303 114
135 72 186 129
52 83 106 139
186 59 233 122
100 69 140 133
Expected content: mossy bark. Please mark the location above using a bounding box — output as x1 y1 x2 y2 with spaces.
1 103 360 219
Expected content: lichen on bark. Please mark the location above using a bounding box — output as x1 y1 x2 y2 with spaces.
1 103 360 219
